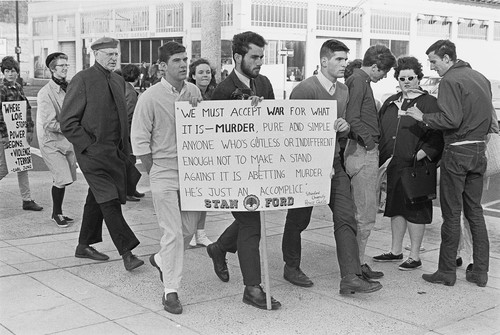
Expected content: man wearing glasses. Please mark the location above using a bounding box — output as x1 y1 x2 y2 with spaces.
61 37 144 272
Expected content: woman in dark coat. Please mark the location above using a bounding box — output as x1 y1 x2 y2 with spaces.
373 56 444 271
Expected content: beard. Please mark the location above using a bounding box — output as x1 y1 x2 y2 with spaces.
241 57 260 79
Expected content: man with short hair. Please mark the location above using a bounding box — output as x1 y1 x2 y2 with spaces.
344 45 396 280
131 41 202 314
0 56 43 211
206 31 281 310
406 40 492 287
281 39 382 295
61 37 144 272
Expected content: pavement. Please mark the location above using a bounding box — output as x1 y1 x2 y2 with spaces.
0 92 499 334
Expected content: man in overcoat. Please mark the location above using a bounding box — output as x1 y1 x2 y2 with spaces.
61 37 143 271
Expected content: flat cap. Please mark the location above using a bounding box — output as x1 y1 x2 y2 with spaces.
91 37 119 50
45 52 66 68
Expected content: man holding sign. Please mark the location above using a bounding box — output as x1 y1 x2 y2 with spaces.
131 41 202 314
0 56 43 211
205 31 281 310
281 40 382 294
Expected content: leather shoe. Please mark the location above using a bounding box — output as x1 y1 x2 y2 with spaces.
361 263 384 279
122 251 144 271
465 264 487 287
23 200 43 211
422 270 456 286
134 191 145 198
339 274 382 294
243 285 281 310
162 292 182 314
283 264 313 287
75 245 109 261
126 195 140 202
206 242 229 282
149 254 163 282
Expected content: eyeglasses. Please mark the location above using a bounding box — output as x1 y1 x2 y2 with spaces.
55 64 70 68
399 76 416 82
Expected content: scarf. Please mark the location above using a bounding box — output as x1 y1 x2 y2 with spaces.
52 75 68 92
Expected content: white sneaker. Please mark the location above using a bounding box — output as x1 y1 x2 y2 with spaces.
189 235 197 247
195 229 212 247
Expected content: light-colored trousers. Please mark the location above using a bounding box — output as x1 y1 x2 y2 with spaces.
149 159 201 291
344 140 379 263
0 143 31 201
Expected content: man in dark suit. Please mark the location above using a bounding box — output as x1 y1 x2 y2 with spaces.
206 31 280 310
61 37 143 271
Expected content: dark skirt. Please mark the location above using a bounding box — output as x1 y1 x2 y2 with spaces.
384 157 433 224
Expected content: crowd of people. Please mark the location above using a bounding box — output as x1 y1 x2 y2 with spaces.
0 32 497 314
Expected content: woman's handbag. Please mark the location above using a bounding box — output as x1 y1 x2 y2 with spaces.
400 158 437 205
485 133 500 177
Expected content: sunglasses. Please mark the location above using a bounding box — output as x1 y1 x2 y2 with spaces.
399 76 416 82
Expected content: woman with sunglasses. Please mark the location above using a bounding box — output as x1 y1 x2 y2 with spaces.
372 56 444 270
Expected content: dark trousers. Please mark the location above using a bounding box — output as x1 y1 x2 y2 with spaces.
282 159 362 278
79 188 140 255
438 143 489 274
217 211 261 286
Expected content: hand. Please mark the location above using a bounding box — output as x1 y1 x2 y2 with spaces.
329 166 335 178
416 149 427 161
188 96 202 107
333 118 350 133
406 103 424 122
248 95 264 106
26 132 33 144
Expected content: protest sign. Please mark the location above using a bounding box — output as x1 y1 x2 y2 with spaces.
1 100 33 173
175 99 337 212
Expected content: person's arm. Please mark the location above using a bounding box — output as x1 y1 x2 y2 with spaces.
130 95 154 172
137 153 153 174
19 86 34 144
345 77 376 150
37 88 62 134
422 80 463 130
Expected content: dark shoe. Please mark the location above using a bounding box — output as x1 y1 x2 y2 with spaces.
134 191 145 198
465 264 487 287
162 292 182 314
75 245 109 261
62 215 74 222
51 214 69 228
361 263 384 279
399 258 422 271
122 251 144 271
243 285 281 310
373 252 403 262
283 264 313 287
456 257 463 267
339 274 382 294
206 242 229 282
149 254 163 282
23 200 43 211
126 195 140 202
422 271 456 286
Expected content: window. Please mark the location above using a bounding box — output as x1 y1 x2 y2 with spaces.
416 14 451 38
370 39 409 58
251 0 307 29
157 3 183 32
316 4 363 32
495 22 500 41
371 10 410 35
458 18 488 40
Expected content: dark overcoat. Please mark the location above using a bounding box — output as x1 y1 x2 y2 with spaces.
60 62 140 204
211 70 275 101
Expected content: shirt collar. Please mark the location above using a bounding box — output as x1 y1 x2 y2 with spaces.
161 77 185 95
3 78 17 88
316 71 336 95
234 69 251 89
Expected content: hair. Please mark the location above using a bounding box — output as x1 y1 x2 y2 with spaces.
188 58 217 88
121 64 140 82
48 54 68 71
426 39 457 62
393 56 424 81
158 41 186 63
1 56 19 74
344 59 362 79
148 63 159 78
362 45 396 72
232 31 267 59
320 39 350 60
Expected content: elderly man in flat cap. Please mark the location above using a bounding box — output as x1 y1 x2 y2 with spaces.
36 52 77 228
61 37 144 271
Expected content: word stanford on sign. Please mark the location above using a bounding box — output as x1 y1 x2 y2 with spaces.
1 101 33 173
175 99 337 212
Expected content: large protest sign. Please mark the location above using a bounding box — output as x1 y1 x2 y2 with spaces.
175 99 337 212
1 100 33 173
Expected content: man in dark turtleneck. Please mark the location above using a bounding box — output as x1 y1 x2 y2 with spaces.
61 37 144 272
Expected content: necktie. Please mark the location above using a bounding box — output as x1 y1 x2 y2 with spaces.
249 78 256 95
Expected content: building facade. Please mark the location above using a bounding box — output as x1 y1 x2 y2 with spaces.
27 0 500 97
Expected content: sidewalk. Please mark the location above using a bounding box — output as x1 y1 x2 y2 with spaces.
0 167 499 335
